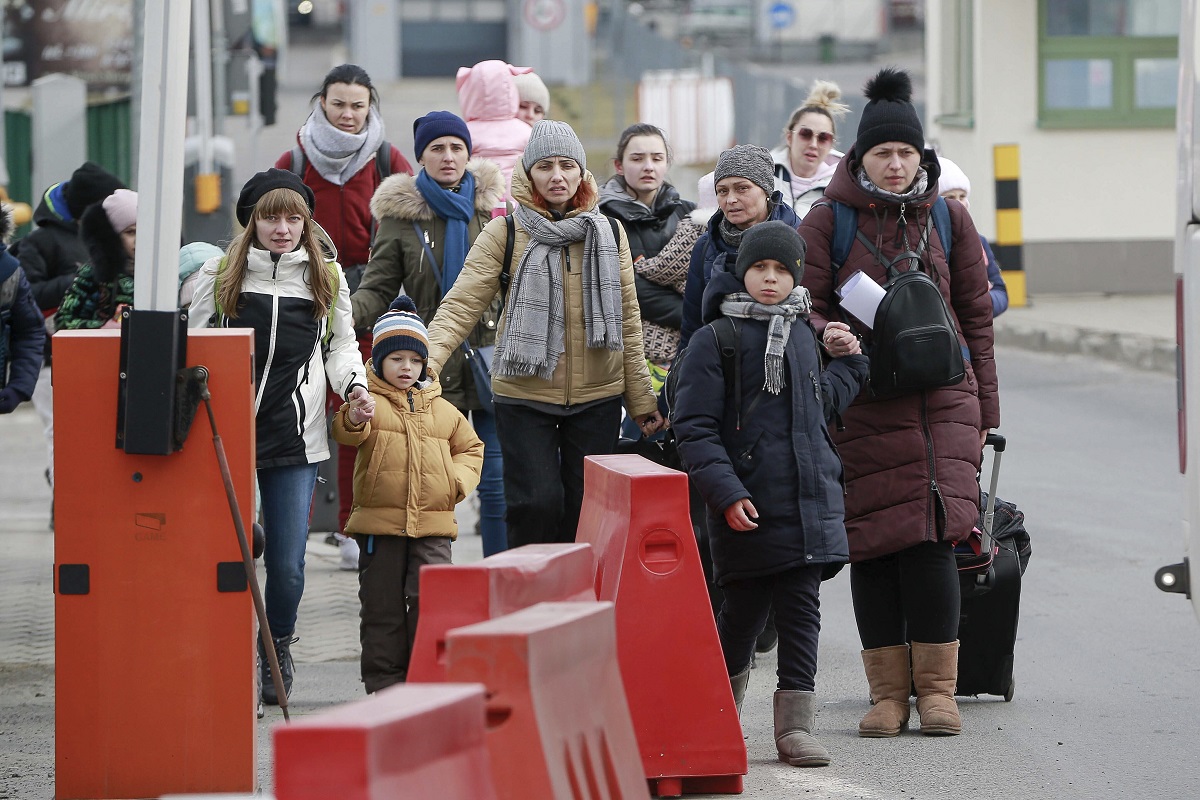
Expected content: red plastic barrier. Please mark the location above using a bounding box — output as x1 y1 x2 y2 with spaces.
445 601 650 800
576 455 747 797
273 683 498 800
408 543 596 683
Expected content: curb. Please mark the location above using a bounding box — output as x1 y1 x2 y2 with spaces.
994 321 1176 375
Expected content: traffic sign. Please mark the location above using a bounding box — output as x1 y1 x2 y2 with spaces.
769 1 795 29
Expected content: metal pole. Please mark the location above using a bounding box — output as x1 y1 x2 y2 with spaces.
193 0 215 175
211 0 228 135
134 0 191 311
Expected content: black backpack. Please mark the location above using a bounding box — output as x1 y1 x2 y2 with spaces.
826 197 965 396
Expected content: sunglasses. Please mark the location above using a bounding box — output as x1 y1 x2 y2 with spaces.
793 126 835 145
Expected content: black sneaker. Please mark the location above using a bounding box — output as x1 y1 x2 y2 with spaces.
260 635 297 705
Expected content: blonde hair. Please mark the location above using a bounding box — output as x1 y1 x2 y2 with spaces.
783 80 851 139
217 188 333 320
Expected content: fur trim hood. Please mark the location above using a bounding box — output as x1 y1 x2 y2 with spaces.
79 201 128 284
370 159 505 222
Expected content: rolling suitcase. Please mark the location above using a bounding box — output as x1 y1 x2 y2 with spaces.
955 433 1031 700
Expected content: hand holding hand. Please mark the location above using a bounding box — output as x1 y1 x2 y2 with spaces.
635 410 665 436
347 386 375 425
822 322 861 357
723 498 759 531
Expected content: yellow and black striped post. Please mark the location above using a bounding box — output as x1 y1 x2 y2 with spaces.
993 144 1027 307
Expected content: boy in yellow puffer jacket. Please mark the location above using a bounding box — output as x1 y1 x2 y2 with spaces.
333 295 484 694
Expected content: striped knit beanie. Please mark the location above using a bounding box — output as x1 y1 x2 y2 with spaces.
372 295 430 380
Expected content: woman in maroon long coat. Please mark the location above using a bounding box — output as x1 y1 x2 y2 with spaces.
798 68 999 739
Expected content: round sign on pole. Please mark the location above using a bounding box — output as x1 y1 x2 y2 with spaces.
524 0 567 31
769 1 795 29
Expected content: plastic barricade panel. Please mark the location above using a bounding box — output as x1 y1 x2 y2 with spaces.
54 329 257 799
408 542 596 683
273 683 498 800
445 601 650 800
577 455 747 797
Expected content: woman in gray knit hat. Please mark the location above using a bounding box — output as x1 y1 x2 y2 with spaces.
427 119 663 547
679 143 803 349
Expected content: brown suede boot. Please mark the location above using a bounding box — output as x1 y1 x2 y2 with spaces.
911 641 962 736
774 690 830 766
858 644 911 737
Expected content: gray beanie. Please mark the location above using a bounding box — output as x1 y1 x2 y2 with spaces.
522 119 586 172
714 144 775 198
734 220 806 283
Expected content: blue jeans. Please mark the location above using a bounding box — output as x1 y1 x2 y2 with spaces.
468 408 507 557
258 462 319 638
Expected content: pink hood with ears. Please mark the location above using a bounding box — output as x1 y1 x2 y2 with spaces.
456 60 533 122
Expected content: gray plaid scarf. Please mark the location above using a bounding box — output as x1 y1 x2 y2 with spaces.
719 287 812 394
494 205 623 381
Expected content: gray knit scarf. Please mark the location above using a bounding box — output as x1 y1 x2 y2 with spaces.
855 165 930 202
494 205 623 381
298 103 385 186
719 287 812 394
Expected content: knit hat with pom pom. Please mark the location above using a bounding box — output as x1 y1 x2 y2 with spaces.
855 67 924 157
372 295 429 380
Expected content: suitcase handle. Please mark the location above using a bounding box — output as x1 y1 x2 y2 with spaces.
980 432 1006 554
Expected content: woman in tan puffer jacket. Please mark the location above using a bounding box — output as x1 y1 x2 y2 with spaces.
428 120 663 548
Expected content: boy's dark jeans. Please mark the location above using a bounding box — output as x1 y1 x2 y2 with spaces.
850 540 960 648
717 564 824 691
494 398 621 548
355 534 451 694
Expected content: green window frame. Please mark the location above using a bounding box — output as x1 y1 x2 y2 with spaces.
936 0 975 128
1038 0 1178 128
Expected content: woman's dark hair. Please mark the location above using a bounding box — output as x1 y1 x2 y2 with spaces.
614 123 671 164
312 63 380 108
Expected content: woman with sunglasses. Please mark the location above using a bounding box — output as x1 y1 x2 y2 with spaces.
771 80 849 218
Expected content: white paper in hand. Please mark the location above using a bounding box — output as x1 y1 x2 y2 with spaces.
837 272 886 329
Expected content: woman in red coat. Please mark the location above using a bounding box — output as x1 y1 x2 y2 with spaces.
275 63 413 568
798 68 999 739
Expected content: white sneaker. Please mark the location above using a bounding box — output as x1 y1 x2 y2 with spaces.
335 533 360 571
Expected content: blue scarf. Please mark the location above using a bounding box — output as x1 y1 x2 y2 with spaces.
415 168 476 296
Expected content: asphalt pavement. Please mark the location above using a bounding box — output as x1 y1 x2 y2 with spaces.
0 21 1183 800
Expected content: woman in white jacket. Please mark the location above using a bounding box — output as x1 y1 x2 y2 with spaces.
188 168 371 706
771 80 849 219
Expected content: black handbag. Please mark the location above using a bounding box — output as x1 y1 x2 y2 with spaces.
413 222 494 411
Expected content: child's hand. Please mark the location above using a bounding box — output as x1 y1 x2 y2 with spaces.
347 387 375 425
822 322 860 357
724 498 759 531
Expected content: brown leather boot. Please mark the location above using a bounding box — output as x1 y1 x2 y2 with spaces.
911 641 962 736
858 644 911 737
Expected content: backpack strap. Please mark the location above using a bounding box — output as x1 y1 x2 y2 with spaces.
215 255 338 348
375 141 392 182
501 214 516 305
930 195 952 261
288 146 305 177
827 199 858 281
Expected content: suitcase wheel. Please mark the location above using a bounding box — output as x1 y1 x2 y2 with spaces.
1004 678 1015 702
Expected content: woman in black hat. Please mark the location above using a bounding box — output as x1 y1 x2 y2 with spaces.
798 67 999 739
188 168 371 708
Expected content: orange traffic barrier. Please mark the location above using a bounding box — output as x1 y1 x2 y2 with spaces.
54 329 258 799
577 455 747 797
408 543 596 683
445 601 650 800
273 683 498 800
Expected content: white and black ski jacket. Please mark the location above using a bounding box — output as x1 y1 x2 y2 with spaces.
189 245 366 468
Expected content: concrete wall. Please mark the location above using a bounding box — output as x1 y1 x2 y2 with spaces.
926 0 1175 294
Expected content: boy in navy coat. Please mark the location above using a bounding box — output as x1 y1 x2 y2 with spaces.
673 221 867 768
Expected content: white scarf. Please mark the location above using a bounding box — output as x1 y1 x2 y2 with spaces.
298 102 385 186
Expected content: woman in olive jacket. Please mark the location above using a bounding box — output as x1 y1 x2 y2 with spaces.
353 111 507 556
428 120 663 548
798 69 999 739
